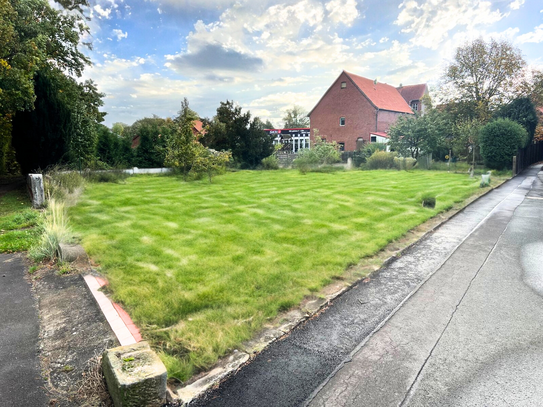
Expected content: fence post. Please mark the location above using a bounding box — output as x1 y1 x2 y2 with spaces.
512 156 517 176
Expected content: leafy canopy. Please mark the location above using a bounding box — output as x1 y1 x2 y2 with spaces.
442 38 525 121
282 105 309 128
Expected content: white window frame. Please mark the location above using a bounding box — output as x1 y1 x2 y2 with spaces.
340 117 345 126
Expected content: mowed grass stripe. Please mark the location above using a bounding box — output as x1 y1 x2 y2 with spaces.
70 169 480 380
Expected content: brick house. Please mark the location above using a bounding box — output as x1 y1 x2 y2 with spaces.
308 71 426 151
397 84 429 114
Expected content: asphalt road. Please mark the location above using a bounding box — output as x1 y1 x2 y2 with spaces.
309 165 543 406
0 253 47 407
194 166 543 407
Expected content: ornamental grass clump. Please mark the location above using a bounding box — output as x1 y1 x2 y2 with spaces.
421 193 436 208
29 199 72 261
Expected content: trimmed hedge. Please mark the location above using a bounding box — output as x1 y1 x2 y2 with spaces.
479 118 528 170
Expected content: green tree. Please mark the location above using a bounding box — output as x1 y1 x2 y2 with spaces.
442 38 526 121
388 110 448 160
283 105 309 128
96 125 118 166
202 100 274 168
1 0 98 173
479 118 528 170
128 116 175 168
190 144 231 183
164 98 199 179
495 97 538 142
11 67 104 173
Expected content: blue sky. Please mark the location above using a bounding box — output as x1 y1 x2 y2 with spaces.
80 0 543 127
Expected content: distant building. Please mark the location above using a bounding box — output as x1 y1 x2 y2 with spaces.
397 84 429 114
308 71 427 151
192 120 206 137
264 128 310 153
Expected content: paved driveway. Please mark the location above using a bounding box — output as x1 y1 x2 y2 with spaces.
0 253 47 407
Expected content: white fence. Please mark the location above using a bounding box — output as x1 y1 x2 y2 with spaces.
121 167 172 175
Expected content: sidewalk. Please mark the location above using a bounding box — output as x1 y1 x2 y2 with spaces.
194 166 543 407
309 164 543 406
0 253 47 407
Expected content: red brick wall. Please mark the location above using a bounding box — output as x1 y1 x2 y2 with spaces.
309 72 377 151
376 110 406 133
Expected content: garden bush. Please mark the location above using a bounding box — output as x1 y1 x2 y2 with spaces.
366 151 397 170
261 154 279 170
479 118 528 170
352 143 386 167
43 167 85 200
293 136 340 173
85 170 129 183
394 157 417 171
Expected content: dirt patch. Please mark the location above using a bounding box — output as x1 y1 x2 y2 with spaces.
28 261 117 406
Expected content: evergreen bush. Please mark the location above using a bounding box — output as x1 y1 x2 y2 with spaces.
479 118 528 170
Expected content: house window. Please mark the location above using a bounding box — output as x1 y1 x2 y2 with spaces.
370 135 377 143
338 142 345 151
341 81 346 89
340 117 345 126
411 102 418 111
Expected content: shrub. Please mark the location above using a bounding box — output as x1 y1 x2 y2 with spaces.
366 151 397 170
479 118 528 170
43 167 85 201
85 170 129 183
394 157 417 171
293 136 340 174
352 143 386 167
261 154 279 170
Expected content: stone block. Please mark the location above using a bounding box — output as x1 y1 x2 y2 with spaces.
102 341 167 407
58 243 87 263
27 174 45 208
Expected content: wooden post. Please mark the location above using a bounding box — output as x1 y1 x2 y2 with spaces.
512 156 517 176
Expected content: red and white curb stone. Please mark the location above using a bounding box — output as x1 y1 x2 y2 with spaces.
83 274 142 346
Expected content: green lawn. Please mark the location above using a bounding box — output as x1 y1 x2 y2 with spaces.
70 170 481 381
0 185 40 253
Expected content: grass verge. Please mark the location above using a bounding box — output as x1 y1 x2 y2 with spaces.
70 169 484 382
0 185 40 253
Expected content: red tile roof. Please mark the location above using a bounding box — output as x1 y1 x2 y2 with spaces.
131 135 140 149
397 84 428 103
193 120 204 133
345 71 413 114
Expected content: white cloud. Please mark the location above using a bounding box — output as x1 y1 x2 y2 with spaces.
509 0 524 10
83 56 201 125
157 8 162 14
112 29 128 41
395 0 505 49
517 24 543 43
379 37 389 43
93 4 112 19
325 0 360 26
